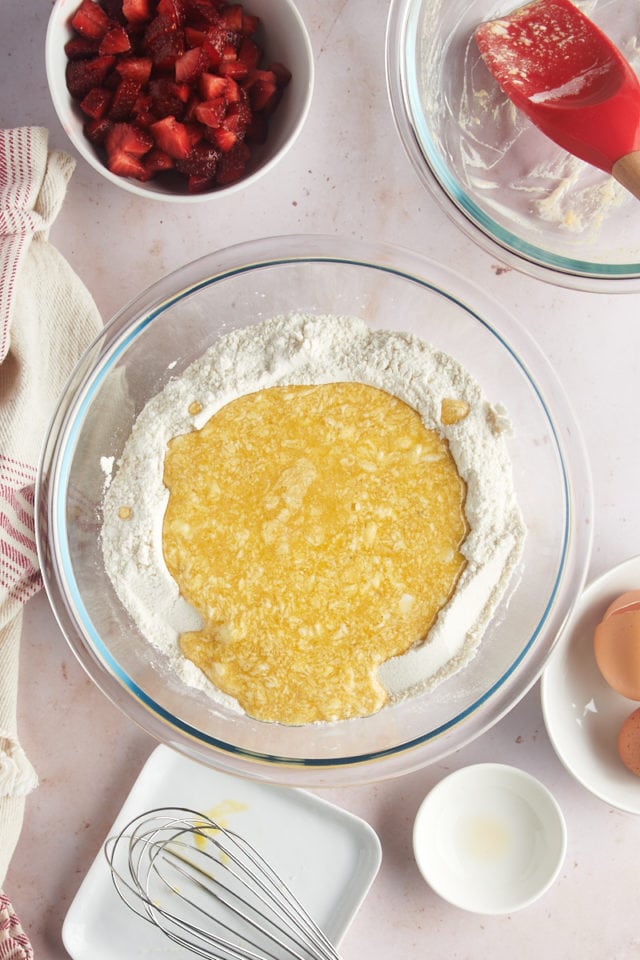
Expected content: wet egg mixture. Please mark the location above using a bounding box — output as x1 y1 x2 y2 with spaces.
160 381 469 724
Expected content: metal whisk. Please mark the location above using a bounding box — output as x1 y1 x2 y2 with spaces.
104 806 343 960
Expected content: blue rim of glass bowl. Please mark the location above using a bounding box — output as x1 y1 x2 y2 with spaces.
52 254 571 770
390 0 640 284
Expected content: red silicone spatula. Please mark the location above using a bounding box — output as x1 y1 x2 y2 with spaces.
474 0 640 199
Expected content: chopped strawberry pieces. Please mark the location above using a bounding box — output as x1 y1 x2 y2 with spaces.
150 115 192 158
122 0 151 23
80 85 112 118
193 97 226 128
115 56 153 82
175 44 207 82
66 54 116 98
63 0 291 191
71 0 111 39
105 121 153 178
99 24 132 55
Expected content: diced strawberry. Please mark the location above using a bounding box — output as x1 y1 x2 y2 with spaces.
79 85 113 118
220 3 243 31
143 16 186 69
132 91 155 125
185 25 207 47
185 120 204 146
211 124 237 152
84 116 113 144
175 140 220 177
66 55 116 99
143 146 175 175
64 36 100 60
175 44 207 82
108 76 142 119
246 70 279 113
183 0 223 27
157 0 185 26
224 94 250 130
105 121 153 178
218 58 248 79
122 0 151 23
70 0 111 39
193 96 226 127
115 55 153 82
100 0 125 20
223 75 241 102
150 115 192 158
199 71 227 99
237 37 260 69
215 139 250 183
99 24 132 55
148 77 190 117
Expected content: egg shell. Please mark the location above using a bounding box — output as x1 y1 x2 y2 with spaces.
602 590 640 621
618 707 640 777
593 609 640 700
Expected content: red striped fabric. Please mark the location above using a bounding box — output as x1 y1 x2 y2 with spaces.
0 893 33 960
0 127 46 607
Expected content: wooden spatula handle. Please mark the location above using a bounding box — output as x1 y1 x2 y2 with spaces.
612 151 640 201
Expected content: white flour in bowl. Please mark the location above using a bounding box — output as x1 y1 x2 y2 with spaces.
101 313 526 714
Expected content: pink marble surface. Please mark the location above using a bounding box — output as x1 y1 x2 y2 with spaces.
3 0 640 957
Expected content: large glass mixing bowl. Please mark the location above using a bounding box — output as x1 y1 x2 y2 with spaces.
36 235 592 786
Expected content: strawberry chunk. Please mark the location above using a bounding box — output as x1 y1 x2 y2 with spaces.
99 24 132 55
143 146 175 175
199 71 227 99
122 0 151 22
143 15 186 69
148 77 190 118
115 55 153 82
175 44 207 82
105 121 153 178
150 115 192 158
175 140 220 178
157 0 185 27
215 139 250 183
79 86 113 118
70 0 111 39
220 4 243 31
66 55 116 99
65 36 101 60
108 76 142 119
193 97 226 127
211 124 237 152
84 116 114 144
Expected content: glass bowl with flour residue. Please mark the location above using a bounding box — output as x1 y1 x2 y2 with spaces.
36 235 592 786
387 0 640 291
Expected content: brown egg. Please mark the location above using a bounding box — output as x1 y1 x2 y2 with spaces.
618 707 640 777
594 592 640 700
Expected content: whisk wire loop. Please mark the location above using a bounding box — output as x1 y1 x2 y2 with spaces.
104 806 343 960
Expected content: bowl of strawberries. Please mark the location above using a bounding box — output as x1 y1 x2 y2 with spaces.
46 0 314 200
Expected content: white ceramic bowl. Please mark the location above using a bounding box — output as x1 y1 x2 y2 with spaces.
542 554 640 815
45 0 314 202
413 763 567 914
386 0 640 292
36 235 592 787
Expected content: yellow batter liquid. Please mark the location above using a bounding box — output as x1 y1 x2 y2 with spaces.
161 382 468 724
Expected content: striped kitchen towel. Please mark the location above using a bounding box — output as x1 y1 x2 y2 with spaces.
0 126 101 924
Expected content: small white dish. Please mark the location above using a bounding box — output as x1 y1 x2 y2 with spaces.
62 744 381 959
541 554 640 814
413 763 566 915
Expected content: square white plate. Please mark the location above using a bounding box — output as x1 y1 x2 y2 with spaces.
62 744 381 958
